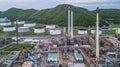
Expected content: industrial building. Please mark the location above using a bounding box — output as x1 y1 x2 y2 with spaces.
74 50 83 61
3 26 16 32
46 24 56 29
78 28 87 34
68 63 85 67
34 26 45 34
0 17 11 26
47 53 58 62
49 28 61 35
18 27 29 33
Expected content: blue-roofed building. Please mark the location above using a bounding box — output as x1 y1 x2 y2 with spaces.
0 17 11 26
47 53 58 62
74 50 83 61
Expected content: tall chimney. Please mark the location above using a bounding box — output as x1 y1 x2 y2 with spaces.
68 7 71 36
71 8 73 39
96 7 99 61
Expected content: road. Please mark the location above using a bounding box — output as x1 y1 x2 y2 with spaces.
79 49 95 67
41 54 47 67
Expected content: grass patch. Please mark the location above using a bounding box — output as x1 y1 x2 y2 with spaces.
111 24 120 28
0 44 33 51
73 29 78 35
102 30 116 34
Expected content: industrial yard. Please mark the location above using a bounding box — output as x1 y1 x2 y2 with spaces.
0 7 120 67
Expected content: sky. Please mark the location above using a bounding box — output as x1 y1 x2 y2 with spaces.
0 0 120 11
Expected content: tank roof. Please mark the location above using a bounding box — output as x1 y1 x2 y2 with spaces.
35 26 45 29
3 26 15 27
0 17 10 23
79 28 87 30
25 21 35 24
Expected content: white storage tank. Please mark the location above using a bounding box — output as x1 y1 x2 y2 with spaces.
78 28 87 34
18 27 29 33
34 26 45 33
0 17 11 26
24 21 36 27
91 29 102 34
14 21 25 24
49 28 61 35
116 28 120 34
46 24 56 29
3 26 16 32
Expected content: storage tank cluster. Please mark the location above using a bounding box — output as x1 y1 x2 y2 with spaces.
0 17 11 26
24 21 36 27
78 28 87 34
34 26 45 34
3 26 16 32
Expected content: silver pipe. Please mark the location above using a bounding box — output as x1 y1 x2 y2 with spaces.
68 7 71 36
71 8 73 39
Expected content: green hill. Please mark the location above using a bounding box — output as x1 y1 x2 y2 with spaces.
0 8 37 21
98 9 120 24
0 4 120 26
29 4 106 26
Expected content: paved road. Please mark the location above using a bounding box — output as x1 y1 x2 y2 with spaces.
41 54 47 67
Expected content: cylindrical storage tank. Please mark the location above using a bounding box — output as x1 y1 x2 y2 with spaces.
49 28 61 35
91 29 102 34
0 18 11 26
116 28 120 34
3 26 16 32
78 28 87 34
46 24 56 29
34 26 45 33
24 21 36 27
14 21 25 24
18 27 29 33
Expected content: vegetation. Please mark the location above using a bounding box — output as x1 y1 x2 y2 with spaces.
102 30 116 34
110 24 120 28
98 9 120 24
0 44 33 51
1 4 120 26
0 8 37 21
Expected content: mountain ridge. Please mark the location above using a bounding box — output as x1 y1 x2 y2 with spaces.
0 4 119 26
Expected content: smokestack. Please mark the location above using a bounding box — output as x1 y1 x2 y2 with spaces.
96 7 99 61
68 7 71 36
63 27 66 35
71 8 73 39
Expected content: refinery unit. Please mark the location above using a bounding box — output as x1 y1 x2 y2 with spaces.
0 7 120 67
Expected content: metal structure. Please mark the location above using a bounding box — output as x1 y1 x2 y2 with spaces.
16 19 19 45
68 7 73 39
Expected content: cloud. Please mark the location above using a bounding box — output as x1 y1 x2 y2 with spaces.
0 0 119 11
51 0 104 3
0 0 37 2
